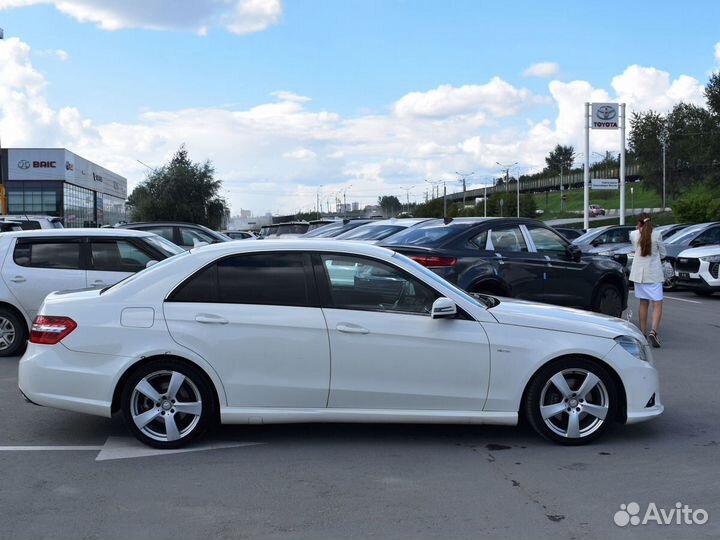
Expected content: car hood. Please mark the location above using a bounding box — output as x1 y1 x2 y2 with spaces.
488 298 644 341
677 246 720 258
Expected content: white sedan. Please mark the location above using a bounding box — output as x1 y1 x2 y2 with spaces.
19 241 662 448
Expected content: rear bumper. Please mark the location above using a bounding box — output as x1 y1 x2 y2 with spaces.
18 343 125 418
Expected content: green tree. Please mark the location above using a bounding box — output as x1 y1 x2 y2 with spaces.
705 71 720 117
128 145 228 229
544 144 576 174
486 193 536 218
378 195 402 217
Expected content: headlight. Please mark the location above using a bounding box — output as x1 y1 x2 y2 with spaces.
700 255 720 263
614 335 649 362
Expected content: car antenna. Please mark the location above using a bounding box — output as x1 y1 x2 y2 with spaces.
443 217 453 225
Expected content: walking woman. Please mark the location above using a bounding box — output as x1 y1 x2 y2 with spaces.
629 212 666 347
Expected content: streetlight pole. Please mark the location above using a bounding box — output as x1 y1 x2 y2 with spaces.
496 161 518 194
455 171 474 208
400 186 415 213
660 127 668 211
0 28 6 215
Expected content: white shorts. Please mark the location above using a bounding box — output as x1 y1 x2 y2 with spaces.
634 282 663 301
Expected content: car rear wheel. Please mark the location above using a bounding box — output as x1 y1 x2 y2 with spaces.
525 357 618 445
0 308 27 357
592 283 623 317
121 359 216 449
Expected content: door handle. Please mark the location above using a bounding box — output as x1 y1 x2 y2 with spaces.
9 276 26 283
195 314 229 325
91 280 106 287
336 323 369 335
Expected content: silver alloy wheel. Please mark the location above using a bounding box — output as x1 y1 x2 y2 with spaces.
130 370 203 442
0 317 16 351
539 368 610 439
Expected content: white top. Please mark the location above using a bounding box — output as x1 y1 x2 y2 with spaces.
629 228 666 284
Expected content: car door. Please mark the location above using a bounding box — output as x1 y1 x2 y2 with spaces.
86 238 156 289
485 224 545 301
1 237 86 318
524 224 586 306
316 253 491 411
163 252 330 408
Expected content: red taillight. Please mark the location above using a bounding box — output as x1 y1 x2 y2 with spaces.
410 255 457 268
30 316 77 345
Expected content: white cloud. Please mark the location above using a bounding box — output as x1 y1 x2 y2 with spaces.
0 37 712 215
715 42 720 64
35 48 69 61
523 62 560 78
0 0 282 35
393 77 546 118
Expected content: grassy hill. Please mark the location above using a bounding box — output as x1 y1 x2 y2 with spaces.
533 182 663 218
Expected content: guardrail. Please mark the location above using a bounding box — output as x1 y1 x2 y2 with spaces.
442 163 642 203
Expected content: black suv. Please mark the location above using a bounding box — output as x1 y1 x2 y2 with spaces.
381 217 628 317
117 222 232 250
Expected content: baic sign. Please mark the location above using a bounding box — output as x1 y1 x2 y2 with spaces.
591 103 619 129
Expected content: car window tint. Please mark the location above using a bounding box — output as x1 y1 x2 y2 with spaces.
320 255 437 315
180 228 214 246
469 230 488 249
13 241 81 269
91 240 153 272
698 226 720 244
489 226 527 252
382 223 469 246
217 253 309 306
145 227 175 243
170 264 219 302
527 226 567 253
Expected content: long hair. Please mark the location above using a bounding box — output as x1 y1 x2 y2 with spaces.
637 212 653 257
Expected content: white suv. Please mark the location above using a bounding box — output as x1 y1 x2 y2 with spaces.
674 246 720 297
0 215 64 230
0 229 183 356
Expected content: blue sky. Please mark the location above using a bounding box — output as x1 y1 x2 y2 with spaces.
1 0 719 214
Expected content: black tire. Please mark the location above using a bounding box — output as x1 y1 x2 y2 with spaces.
524 357 618 445
121 359 216 449
0 307 28 357
693 290 714 297
592 282 623 317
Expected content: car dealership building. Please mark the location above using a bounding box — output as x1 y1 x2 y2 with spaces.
0 148 127 227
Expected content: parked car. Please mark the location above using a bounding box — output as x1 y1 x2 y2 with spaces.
674 246 720 296
572 225 634 255
259 224 279 238
334 218 431 243
275 222 310 238
0 229 184 356
19 240 662 448
0 215 64 230
589 204 606 217
600 224 692 272
306 219 338 232
0 221 23 233
553 227 585 241
302 219 375 238
117 222 232 250
381 218 628 317
221 230 258 240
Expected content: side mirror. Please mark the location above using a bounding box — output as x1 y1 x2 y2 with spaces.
193 239 210 249
431 297 457 319
566 244 582 262
146 260 159 269
689 239 704 247
590 239 601 247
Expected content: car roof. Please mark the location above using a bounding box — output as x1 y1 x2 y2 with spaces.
2 228 155 238
355 218 429 227
192 239 395 257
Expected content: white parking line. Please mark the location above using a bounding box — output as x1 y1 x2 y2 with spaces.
664 296 702 304
0 446 102 451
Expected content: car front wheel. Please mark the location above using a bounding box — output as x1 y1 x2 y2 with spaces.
525 358 618 445
592 283 623 317
121 359 216 448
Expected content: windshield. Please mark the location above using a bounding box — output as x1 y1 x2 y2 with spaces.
666 225 704 244
383 222 471 247
144 235 185 257
337 224 405 240
572 227 607 244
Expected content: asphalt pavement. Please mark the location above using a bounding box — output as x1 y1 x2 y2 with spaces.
0 291 718 540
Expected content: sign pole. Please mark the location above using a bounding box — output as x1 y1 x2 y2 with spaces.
584 102 590 230
619 103 626 225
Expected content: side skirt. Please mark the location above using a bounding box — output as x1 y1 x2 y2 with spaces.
220 408 518 426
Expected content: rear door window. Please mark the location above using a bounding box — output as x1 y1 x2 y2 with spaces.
89 240 154 272
488 226 528 252
13 240 82 269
